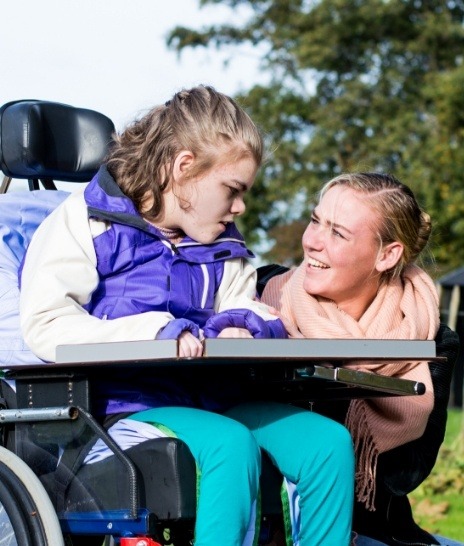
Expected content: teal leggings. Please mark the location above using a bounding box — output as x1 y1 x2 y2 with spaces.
129 402 354 546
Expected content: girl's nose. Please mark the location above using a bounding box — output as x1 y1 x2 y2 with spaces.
231 196 246 216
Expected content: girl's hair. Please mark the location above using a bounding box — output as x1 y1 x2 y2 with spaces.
319 172 431 280
106 85 263 218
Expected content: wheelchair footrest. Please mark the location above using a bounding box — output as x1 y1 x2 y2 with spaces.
59 508 156 536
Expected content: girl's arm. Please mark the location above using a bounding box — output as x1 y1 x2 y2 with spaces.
20 189 174 362
208 259 287 338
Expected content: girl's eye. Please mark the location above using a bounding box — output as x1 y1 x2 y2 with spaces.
228 186 240 197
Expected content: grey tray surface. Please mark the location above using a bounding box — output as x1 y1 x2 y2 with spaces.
4 339 439 400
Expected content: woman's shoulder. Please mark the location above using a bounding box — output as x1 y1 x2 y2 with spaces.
260 265 296 307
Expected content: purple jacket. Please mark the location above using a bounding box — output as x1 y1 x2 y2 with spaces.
84 166 253 327
83 166 285 415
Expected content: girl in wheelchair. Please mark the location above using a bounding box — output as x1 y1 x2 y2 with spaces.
16 86 355 546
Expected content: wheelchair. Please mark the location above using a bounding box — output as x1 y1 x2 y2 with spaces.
0 99 461 546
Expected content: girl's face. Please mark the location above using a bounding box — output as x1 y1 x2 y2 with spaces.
165 152 258 244
302 185 385 319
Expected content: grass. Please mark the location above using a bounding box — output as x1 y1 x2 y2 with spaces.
409 408 464 541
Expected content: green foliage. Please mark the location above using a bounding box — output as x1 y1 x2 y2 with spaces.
410 409 464 540
167 0 464 272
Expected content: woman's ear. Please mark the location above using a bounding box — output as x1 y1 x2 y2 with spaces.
172 150 195 182
375 242 404 273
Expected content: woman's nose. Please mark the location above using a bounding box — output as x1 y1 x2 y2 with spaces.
303 224 323 250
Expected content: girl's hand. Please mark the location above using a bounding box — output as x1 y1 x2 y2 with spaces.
217 327 253 338
178 331 204 357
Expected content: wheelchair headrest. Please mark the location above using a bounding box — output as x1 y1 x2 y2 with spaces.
0 100 115 182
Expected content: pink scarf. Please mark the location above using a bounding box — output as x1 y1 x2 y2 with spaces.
262 263 440 509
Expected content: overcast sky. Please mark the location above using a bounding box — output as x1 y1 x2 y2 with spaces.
1 0 265 131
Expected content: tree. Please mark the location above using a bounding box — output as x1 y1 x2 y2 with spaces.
168 0 464 275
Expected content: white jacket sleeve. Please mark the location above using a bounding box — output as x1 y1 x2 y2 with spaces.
214 258 278 320
20 189 173 362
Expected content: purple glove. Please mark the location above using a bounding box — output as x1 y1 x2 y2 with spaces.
157 318 200 340
203 308 287 339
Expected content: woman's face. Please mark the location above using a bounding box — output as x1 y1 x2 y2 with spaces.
302 185 384 319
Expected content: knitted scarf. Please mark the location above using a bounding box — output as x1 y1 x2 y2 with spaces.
262 262 440 510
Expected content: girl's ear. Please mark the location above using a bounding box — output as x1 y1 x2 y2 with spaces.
172 150 195 182
375 242 404 273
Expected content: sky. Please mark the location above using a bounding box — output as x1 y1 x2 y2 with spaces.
0 0 265 131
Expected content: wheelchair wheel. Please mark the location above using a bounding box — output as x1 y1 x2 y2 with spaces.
0 446 64 546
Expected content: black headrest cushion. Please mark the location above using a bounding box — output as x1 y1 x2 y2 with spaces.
0 100 115 182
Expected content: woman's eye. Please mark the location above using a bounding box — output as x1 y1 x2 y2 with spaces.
228 186 240 197
332 228 345 239
310 216 318 225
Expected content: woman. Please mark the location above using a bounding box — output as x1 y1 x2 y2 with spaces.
261 172 448 544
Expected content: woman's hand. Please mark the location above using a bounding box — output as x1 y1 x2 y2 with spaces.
178 331 204 357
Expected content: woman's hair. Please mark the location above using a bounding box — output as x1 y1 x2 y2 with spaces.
319 172 431 280
106 85 263 218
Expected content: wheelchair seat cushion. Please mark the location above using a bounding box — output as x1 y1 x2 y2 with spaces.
0 190 69 365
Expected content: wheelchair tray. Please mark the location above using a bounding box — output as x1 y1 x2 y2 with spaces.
51 338 438 364
5 339 441 400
